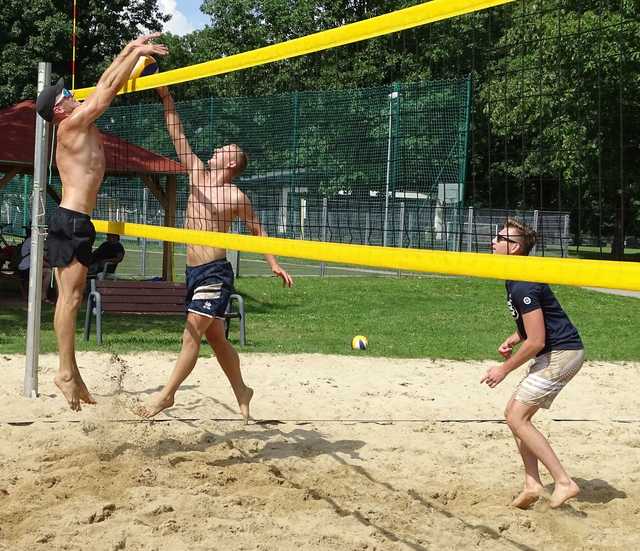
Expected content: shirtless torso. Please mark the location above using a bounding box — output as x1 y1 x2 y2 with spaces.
55 120 105 214
36 32 168 412
137 87 293 421
185 171 246 266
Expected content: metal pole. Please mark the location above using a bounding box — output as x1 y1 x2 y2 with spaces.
365 210 370 245
24 62 52 398
300 197 306 240
383 91 399 247
531 209 539 255
397 202 405 277
141 186 148 277
398 202 405 248
407 210 414 248
22 175 29 229
279 187 289 235
467 206 474 252
562 214 570 258
320 198 328 277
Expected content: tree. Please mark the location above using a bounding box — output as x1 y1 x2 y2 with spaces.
0 0 168 108
180 0 491 96
478 1 640 257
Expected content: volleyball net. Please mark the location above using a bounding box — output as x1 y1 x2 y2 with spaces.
93 79 470 245
11 0 640 290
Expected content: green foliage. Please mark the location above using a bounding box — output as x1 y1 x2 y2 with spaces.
478 1 640 249
160 0 496 97
0 0 168 108
1 0 638 254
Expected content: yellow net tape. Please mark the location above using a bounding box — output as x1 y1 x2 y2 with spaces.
93 220 640 291
81 0 639 292
74 0 514 99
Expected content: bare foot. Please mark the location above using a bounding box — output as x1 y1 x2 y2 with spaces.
511 486 543 509
134 393 174 418
238 386 254 425
78 380 96 405
54 374 95 412
550 479 580 508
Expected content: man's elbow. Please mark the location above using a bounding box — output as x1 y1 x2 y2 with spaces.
528 339 545 353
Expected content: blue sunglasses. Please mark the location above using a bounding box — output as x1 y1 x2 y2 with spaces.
55 88 74 105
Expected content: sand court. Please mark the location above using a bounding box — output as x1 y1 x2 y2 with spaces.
1 352 638 550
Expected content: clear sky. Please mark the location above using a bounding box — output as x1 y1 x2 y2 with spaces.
159 0 209 36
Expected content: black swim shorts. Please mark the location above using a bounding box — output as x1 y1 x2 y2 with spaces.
185 258 234 318
47 206 96 268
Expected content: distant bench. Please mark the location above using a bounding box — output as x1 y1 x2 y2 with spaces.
84 279 245 346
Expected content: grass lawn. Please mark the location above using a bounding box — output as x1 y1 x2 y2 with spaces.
1 276 638 361
567 245 640 262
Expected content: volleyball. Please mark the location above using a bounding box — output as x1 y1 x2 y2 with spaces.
130 56 159 79
351 335 368 350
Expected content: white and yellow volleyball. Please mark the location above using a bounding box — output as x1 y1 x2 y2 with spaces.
351 335 368 350
130 55 159 79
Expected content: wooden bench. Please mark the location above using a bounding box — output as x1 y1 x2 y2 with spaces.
83 279 245 346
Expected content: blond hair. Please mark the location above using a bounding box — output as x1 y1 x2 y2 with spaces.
504 217 537 255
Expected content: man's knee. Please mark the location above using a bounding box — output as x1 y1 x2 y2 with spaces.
59 288 84 310
206 321 228 348
505 403 530 431
208 331 227 348
181 328 202 349
182 317 211 348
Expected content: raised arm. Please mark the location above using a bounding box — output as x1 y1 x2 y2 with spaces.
69 33 168 127
237 192 293 287
156 86 203 171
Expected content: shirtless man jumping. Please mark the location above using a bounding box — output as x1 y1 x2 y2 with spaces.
35 33 168 411
138 86 293 421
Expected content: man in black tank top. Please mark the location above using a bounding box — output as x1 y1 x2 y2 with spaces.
481 218 584 509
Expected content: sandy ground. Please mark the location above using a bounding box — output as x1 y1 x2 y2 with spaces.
0 352 639 551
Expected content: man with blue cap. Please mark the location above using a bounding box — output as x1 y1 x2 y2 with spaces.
36 33 168 411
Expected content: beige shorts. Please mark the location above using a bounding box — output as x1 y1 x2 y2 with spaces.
513 349 585 409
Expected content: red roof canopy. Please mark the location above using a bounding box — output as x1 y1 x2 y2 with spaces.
0 100 185 176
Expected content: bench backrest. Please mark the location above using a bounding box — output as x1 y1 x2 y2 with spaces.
96 280 186 314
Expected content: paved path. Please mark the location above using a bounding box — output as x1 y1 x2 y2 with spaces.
584 287 640 298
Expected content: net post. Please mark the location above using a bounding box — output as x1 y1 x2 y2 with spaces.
162 175 177 281
300 197 306 240
22 175 30 228
383 87 400 246
365 209 370 245
467 206 474 252
397 201 405 276
531 209 539 255
24 61 52 399
228 249 240 277
562 214 570 258
141 186 148 277
320 198 328 277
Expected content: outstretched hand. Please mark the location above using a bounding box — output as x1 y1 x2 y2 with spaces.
272 265 293 288
131 32 169 57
